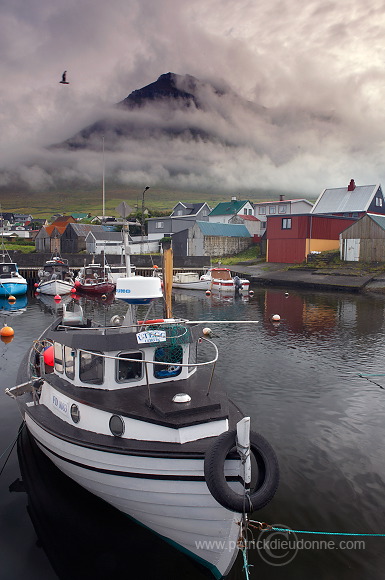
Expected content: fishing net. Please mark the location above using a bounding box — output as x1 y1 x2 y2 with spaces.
148 323 191 378
147 323 191 346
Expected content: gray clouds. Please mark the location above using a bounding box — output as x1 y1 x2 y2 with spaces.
1 0 385 197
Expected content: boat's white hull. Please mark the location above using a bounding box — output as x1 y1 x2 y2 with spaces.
26 416 241 578
37 279 74 295
173 280 211 290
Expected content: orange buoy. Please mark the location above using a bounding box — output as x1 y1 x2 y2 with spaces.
8 295 16 303
1 335 13 344
272 314 281 322
1 324 14 337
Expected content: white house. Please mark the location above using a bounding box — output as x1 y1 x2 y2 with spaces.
208 198 254 224
253 196 313 233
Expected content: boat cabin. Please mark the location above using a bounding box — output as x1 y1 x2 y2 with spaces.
45 318 200 391
80 264 112 283
0 263 18 278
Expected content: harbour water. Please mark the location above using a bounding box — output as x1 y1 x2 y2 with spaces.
1 287 385 579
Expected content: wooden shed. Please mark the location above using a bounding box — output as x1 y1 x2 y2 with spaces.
340 213 385 261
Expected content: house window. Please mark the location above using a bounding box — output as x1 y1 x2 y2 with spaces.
156 221 164 229
248 209 252 215
352 212 358 218
278 205 287 213
177 210 183 216
244 208 248 214
261 221 266 229
376 197 383 207
269 206 276 214
282 218 292 229
258 207 266 215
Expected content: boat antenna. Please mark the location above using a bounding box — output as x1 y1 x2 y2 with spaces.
102 135 105 224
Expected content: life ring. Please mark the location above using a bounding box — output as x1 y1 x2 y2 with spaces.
204 429 279 513
138 319 165 325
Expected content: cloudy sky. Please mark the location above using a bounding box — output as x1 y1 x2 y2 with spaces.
1 0 385 199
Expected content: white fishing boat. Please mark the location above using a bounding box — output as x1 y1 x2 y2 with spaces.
172 268 250 293
36 257 75 296
6 248 278 578
110 264 136 284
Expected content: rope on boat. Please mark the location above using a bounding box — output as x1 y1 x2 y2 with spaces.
78 336 219 368
0 421 25 477
249 520 385 537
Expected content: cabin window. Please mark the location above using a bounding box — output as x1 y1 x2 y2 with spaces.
116 352 143 382
154 345 183 379
282 218 292 229
64 346 75 380
79 350 104 385
54 342 63 373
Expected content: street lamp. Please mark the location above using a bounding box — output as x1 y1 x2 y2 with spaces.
141 186 150 239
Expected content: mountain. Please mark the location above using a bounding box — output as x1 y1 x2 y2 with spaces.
53 72 264 151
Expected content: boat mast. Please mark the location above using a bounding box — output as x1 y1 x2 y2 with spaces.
162 240 173 319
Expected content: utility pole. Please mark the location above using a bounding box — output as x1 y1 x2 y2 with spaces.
141 186 150 241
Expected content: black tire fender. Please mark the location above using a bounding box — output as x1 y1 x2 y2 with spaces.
204 429 279 513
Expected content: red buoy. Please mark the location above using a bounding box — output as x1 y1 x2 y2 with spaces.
43 345 54 366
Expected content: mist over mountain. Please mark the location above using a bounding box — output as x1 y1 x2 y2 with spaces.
0 71 362 199
54 72 267 152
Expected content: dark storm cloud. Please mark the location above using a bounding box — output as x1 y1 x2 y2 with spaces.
1 0 385 197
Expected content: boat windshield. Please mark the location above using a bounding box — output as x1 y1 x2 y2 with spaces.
0 263 17 278
211 269 232 280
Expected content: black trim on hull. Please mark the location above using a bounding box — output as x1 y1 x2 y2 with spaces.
32 426 241 483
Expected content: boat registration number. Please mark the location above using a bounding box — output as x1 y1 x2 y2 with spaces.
136 330 166 344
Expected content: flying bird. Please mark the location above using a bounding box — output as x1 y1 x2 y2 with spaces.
59 71 69 84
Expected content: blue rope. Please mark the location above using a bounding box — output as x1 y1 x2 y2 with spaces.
241 547 251 580
272 527 385 537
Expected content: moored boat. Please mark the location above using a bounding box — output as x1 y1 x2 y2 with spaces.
75 263 115 294
7 250 279 578
201 268 250 293
0 261 28 297
172 268 250 293
36 257 75 296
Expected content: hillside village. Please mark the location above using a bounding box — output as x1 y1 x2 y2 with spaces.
2 179 385 264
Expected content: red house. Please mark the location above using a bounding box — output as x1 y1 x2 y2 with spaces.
266 214 357 263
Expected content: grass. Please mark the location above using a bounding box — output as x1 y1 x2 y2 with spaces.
215 246 261 265
2 240 36 254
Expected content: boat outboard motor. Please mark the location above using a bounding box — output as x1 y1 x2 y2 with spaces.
233 275 242 291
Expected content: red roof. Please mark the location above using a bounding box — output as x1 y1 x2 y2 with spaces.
238 214 260 221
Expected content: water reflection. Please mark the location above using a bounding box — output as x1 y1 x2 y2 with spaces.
0 294 28 315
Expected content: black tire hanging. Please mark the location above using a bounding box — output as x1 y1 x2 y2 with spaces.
204 429 279 513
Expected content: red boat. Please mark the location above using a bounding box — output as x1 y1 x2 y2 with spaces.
74 264 115 295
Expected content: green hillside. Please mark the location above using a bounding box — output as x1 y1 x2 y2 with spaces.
0 183 317 219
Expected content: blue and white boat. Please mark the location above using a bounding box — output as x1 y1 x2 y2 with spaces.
0 260 28 297
6 253 279 578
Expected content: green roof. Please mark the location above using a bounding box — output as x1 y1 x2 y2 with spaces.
209 200 249 216
71 213 89 219
196 221 251 237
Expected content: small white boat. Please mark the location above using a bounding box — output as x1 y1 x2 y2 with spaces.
36 257 75 296
7 249 278 578
173 268 250 293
